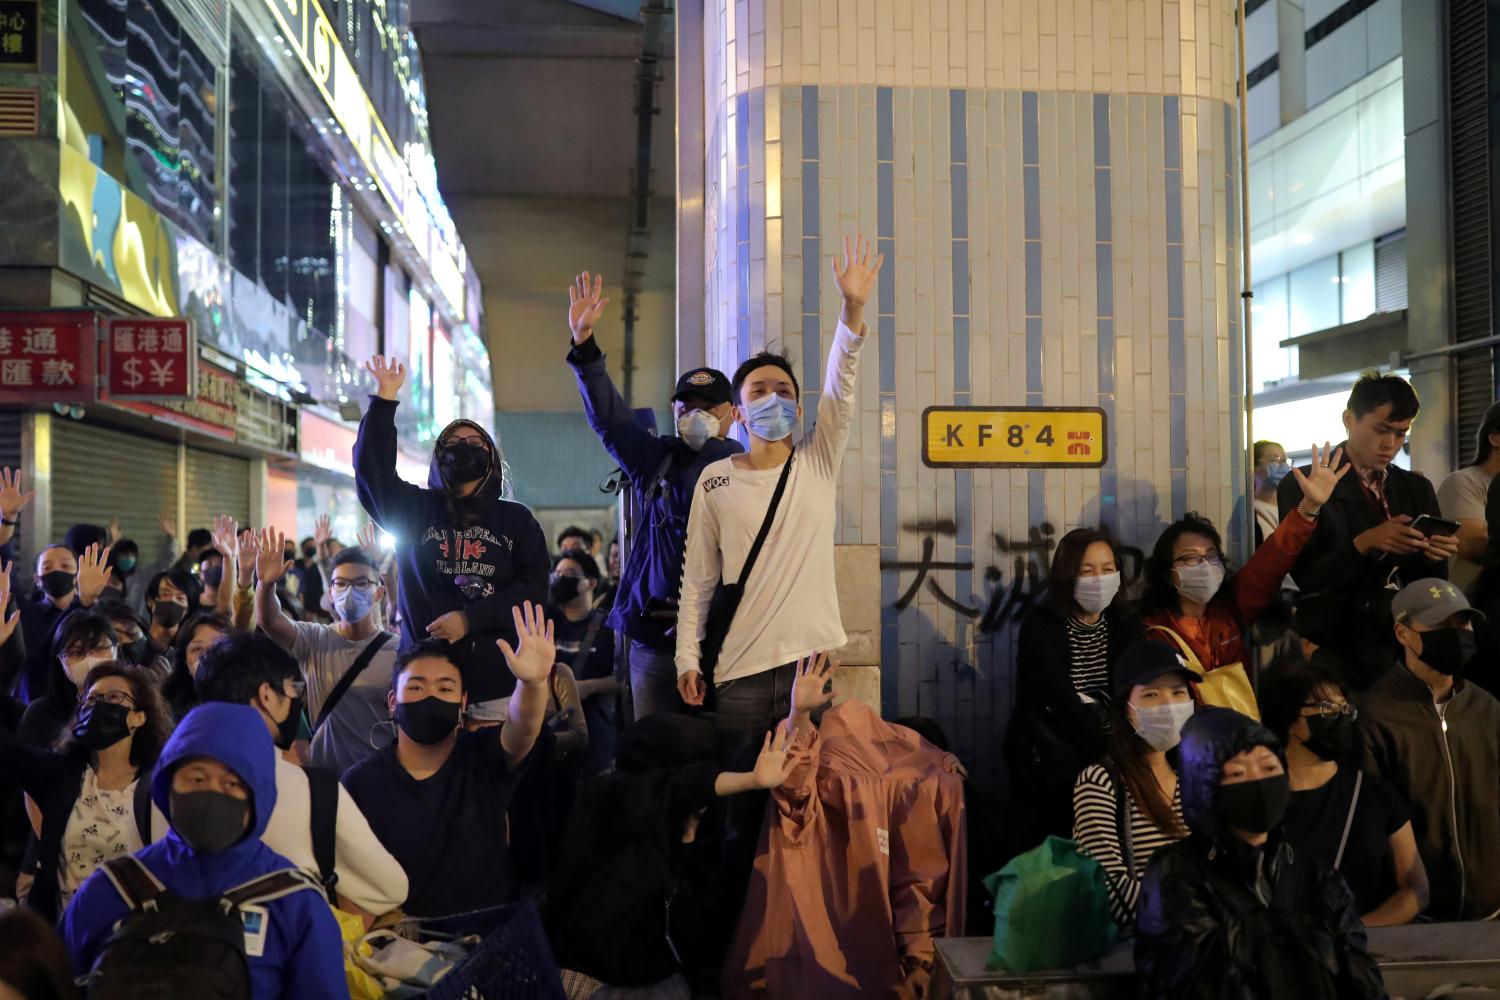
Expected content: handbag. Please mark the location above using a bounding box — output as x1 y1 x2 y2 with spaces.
1146 624 1260 720
698 453 794 684
983 836 1117 972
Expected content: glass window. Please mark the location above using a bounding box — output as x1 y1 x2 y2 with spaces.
1288 254 1341 337
67 0 219 244
1250 275 1294 387
1339 241 1376 324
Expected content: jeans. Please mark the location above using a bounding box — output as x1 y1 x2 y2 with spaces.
629 640 684 721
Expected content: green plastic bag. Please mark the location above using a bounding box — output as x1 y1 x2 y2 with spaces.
982 835 1117 973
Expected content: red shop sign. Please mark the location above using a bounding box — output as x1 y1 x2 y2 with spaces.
103 317 196 400
0 311 97 404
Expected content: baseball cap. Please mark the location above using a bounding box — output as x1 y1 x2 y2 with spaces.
1392 577 1486 628
1113 639 1199 697
671 367 732 407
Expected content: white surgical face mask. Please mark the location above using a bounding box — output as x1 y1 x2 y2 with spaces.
64 649 117 687
1130 699 1195 752
1074 572 1121 614
677 409 718 451
1175 561 1225 605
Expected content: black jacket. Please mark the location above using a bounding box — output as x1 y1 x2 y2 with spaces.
354 403 550 703
1135 707 1386 1000
0 729 153 923
1360 662 1500 920
1278 448 1443 690
1007 604 1139 794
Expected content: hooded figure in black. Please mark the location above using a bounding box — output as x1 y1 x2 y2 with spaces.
1134 706 1386 1000
354 366 550 706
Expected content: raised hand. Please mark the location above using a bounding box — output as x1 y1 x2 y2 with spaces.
210 514 240 559
567 272 611 345
750 725 801 789
107 517 122 545
364 355 406 401
0 467 35 521
313 514 332 552
831 234 884 331
0 562 20 647
499 602 556 686
157 512 177 539
791 651 836 719
236 530 258 588
255 527 294 585
77 543 112 607
356 521 382 555
1290 442 1350 510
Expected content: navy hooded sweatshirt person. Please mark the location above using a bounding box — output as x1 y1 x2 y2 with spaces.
355 354 549 710
1135 707 1385 1000
60 703 345 1000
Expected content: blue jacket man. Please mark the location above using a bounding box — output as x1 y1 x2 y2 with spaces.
565 271 742 717
62 703 346 1000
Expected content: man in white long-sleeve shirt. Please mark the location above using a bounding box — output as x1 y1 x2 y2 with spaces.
675 234 882 744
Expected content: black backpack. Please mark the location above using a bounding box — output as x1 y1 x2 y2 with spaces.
83 854 323 1000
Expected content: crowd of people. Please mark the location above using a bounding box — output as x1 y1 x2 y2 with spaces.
0 235 1497 999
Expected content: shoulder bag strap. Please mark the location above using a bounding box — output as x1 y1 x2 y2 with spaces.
1102 761 1135 877
222 868 325 909
301 765 340 904
133 769 153 845
640 452 675 504
734 454 795 588
576 608 608 666
102 855 167 912
315 631 394 730
1333 770 1364 871
1145 625 1207 679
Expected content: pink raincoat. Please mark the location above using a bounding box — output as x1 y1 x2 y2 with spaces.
724 701 967 999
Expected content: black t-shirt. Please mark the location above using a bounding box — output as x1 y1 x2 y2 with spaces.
341 730 528 917
1281 766 1410 915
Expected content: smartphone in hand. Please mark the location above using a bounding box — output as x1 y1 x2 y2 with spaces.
1410 514 1461 538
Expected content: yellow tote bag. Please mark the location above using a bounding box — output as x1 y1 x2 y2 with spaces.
1146 625 1260 721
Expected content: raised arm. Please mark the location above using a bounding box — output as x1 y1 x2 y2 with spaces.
253 528 301 651
498 602 554 770
209 515 240 617
0 467 34 549
674 469 723 706
802 236 881 474
566 272 669 482
353 355 425 532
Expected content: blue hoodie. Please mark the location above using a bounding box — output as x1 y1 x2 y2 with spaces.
61 704 347 1000
354 402 550 703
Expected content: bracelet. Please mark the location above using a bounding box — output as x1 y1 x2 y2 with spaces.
0 517 16 526
1297 502 1321 520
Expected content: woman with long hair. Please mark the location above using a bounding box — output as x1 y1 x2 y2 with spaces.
159 610 234 723
1260 655 1428 925
1072 641 1195 929
1139 443 1346 679
1008 526 1141 838
0 662 171 922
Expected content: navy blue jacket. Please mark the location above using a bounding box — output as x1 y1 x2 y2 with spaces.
567 340 742 648
354 400 549 703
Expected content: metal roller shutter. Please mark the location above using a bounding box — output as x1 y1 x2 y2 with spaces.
1373 232 1407 313
183 446 250 533
51 420 179 544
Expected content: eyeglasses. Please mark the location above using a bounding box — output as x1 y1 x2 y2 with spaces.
114 627 144 643
329 578 378 593
441 436 487 449
81 690 135 709
552 572 585 581
1302 700 1358 721
1172 553 1224 568
284 680 307 699
63 645 116 662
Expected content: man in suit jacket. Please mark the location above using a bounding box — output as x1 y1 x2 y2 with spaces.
1278 370 1458 690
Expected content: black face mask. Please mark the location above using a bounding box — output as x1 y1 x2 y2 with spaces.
75 701 133 751
395 696 462 745
152 601 186 628
1302 714 1358 762
1218 773 1291 834
549 576 584 606
272 695 304 751
40 571 75 600
1414 627 1478 677
301 546 316 560
439 441 490 484
122 639 149 665
201 565 223 588
169 789 249 853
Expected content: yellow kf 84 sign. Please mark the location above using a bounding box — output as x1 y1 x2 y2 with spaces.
923 406 1107 468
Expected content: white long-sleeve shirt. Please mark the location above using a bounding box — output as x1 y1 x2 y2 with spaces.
675 320 865 684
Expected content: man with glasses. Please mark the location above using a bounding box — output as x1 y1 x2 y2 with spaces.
254 528 397 773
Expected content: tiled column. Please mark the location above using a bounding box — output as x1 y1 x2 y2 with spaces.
695 1 1243 786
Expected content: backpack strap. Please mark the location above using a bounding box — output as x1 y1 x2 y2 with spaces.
302 764 340 905
222 868 326 910
1333 770 1364 871
132 770 153 845
1145 625 1207 679
640 452 675 505
102 855 168 912
315 631 394 730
